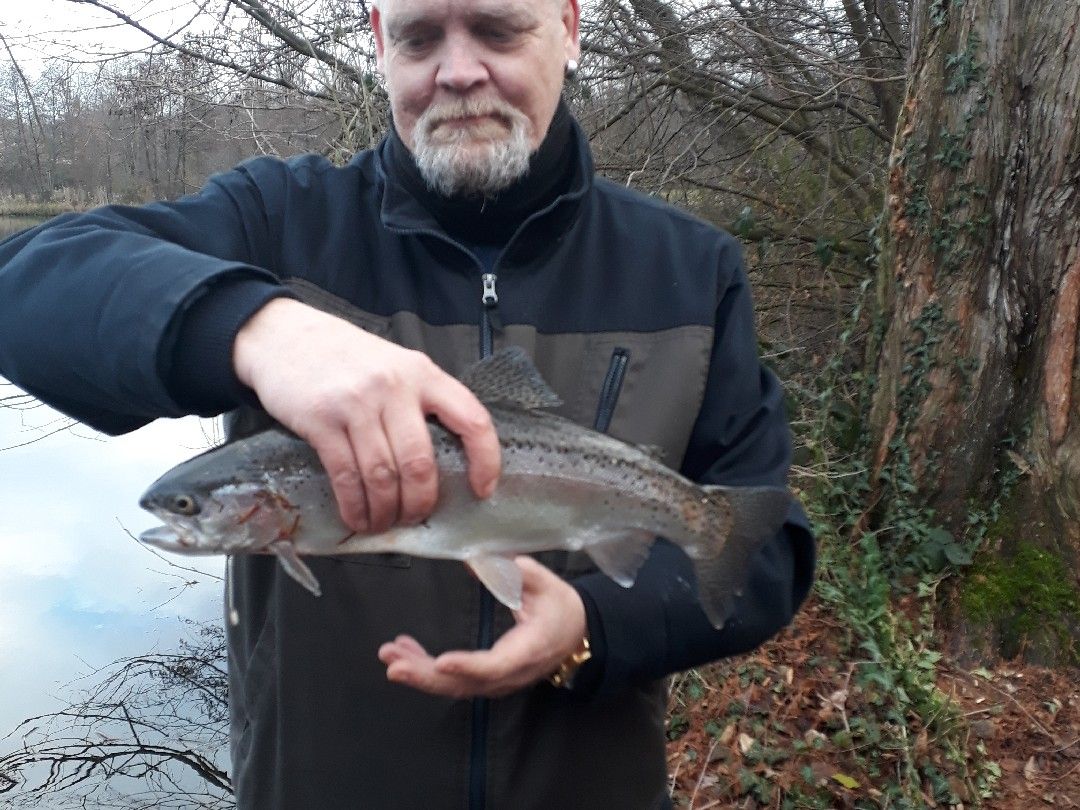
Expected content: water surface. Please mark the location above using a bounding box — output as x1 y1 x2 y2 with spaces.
0 215 45 240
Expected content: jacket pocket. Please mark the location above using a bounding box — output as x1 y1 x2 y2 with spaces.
593 347 630 433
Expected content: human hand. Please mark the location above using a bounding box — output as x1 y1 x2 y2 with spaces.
377 557 589 699
232 297 501 532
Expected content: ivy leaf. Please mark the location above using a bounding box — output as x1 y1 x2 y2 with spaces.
945 544 974 566
733 205 755 238
814 237 835 268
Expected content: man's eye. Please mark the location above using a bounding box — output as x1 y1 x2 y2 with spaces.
396 30 438 53
477 27 517 45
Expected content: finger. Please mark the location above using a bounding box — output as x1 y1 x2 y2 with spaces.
421 378 501 499
308 430 368 531
348 418 400 533
392 635 428 656
383 648 480 699
435 623 546 684
381 406 438 525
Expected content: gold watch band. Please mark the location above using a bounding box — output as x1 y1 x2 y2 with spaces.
548 637 592 688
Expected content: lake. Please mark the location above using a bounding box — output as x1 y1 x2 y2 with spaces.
0 215 46 240
0 208 227 789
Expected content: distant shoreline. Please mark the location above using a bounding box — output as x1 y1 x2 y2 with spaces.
0 202 85 219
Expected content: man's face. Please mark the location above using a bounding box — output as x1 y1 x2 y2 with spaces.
372 0 581 195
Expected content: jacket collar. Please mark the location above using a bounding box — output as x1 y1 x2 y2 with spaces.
373 101 594 250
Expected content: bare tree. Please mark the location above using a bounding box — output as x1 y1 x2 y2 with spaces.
0 621 232 809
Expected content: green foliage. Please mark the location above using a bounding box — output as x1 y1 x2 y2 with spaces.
813 238 835 269
793 285 1002 805
934 129 972 170
946 36 985 94
733 205 756 239
930 0 964 28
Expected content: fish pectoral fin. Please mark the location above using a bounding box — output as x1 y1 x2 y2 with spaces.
585 531 657 588
269 540 322 597
467 555 523 611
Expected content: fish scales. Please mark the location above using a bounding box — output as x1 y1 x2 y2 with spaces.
138 347 790 628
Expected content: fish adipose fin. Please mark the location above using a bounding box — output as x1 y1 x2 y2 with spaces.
468 555 523 611
269 540 323 597
458 347 563 410
691 486 791 630
585 530 657 587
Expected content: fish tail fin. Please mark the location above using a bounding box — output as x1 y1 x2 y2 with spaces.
689 485 790 629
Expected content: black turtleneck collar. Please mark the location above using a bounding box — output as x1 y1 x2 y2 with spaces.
384 99 577 246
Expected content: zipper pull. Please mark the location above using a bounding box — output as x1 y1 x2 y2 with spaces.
481 273 503 333
481 273 498 307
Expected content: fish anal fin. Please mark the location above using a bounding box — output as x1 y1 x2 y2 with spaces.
468 555 523 611
458 347 562 410
585 530 657 588
269 540 322 597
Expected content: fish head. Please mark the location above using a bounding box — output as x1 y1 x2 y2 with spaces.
138 460 300 556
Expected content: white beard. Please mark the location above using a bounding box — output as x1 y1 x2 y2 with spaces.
412 100 532 197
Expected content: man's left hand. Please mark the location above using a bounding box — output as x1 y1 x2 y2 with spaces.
377 557 588 699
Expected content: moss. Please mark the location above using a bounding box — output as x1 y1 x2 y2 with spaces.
962 541 1080 662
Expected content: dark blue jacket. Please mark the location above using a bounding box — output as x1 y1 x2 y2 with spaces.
0 117 814 810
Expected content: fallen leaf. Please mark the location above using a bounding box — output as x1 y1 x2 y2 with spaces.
832 772 859 790
737 733 755 756
1025 756 1040 782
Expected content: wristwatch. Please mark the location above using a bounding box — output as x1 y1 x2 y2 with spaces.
548 636 592 689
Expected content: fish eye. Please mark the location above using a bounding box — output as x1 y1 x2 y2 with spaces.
170 494 200 516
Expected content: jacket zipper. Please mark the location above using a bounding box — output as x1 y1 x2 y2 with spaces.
594 347 630 433
478 272 500 358
471 271 500 810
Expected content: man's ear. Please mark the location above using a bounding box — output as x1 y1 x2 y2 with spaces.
562 0 581 62
371 5 387 72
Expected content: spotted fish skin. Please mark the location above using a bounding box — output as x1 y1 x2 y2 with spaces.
138 348 790 629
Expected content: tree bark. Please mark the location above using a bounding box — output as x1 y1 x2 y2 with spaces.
870 0 1080 660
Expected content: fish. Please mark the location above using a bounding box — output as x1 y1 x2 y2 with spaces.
138 347 791 629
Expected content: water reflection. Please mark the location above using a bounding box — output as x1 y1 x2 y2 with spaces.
0 216 45 240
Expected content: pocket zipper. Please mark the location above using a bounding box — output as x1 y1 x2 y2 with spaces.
594 347 630 433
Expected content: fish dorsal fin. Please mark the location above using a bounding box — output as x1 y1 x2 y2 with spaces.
458 347 563 410
585 530 657 587
636 443 666 462
467 555 523 611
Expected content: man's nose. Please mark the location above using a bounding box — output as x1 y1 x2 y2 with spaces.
436 39 489 91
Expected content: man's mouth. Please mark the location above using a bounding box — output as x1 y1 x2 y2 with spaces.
429 112 509 137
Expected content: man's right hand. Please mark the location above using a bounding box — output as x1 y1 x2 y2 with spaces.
232 298 501 533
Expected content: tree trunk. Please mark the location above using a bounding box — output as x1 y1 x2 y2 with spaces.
869 0 1080 662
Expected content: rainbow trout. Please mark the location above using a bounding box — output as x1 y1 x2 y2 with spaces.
138 348 790 628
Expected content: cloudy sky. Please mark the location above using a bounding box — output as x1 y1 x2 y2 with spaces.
0 394 226 739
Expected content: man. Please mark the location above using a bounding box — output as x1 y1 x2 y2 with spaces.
0 0 814 807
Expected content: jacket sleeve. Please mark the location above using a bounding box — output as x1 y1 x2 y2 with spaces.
0 161 290 434
569 236 815 700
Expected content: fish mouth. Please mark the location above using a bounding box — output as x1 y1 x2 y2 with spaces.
139 524 181 545
139 523 198 551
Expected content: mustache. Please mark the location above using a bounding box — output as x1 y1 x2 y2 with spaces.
418 99 525 132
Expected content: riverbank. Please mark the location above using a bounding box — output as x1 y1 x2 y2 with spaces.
0 200 82 218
